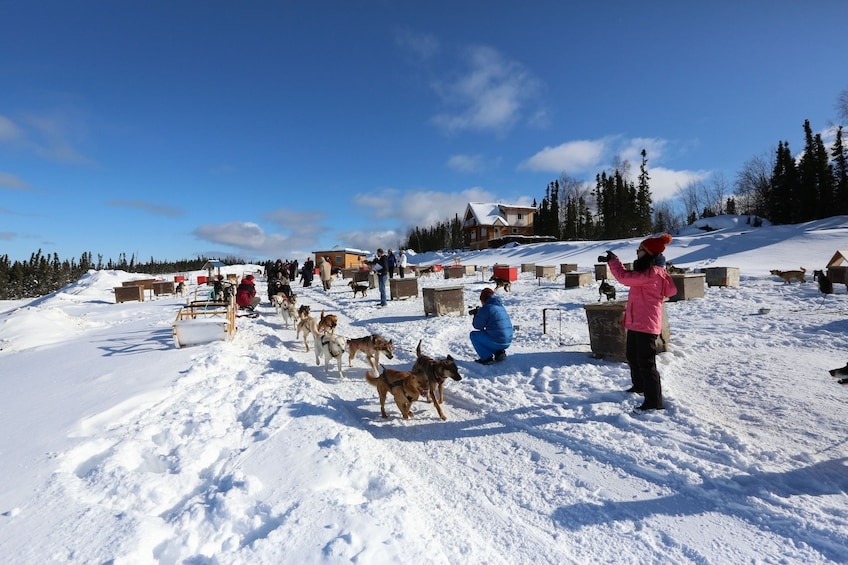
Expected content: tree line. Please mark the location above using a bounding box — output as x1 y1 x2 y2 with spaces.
0 251 236 300
406 114 848 252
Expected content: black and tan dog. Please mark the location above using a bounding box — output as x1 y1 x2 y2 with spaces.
365 366 420 419
489 275 511 292
410 340 462 421
598 279 616 301
347 333 394 371
317 309 338 335
348 280 369 298
770 267 806 284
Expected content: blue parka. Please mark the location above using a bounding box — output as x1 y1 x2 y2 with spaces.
472 294 513 344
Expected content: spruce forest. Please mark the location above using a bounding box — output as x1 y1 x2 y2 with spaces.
3 120 847 300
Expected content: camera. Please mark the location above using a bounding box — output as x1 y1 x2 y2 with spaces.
468 306 480 316
597 255 609 263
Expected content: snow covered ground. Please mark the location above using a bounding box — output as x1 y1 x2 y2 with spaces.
2 215 848 564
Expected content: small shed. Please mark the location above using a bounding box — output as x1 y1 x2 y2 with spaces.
826 250 848 286
202 260 227 279
312 247 369 271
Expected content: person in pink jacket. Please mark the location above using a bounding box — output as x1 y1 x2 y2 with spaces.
606 233 677 411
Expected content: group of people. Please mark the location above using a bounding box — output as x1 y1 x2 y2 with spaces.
234 234 675 413
468 232 675 412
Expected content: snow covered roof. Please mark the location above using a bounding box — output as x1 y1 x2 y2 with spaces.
465 202 535 227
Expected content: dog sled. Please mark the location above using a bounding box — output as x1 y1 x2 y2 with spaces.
172 299 236 348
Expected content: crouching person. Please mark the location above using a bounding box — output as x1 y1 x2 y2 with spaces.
469 287 513 364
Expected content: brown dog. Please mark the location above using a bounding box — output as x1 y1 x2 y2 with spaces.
365 366 420 419
347 334 394 370
317 309 338 334
410 340 462 421
489 275 511 292
296 305 319 351
348 280 368 298
770 267 806 284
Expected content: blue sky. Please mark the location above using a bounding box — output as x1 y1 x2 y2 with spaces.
1 1 845 263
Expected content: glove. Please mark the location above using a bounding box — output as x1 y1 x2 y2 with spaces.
606 250 617 261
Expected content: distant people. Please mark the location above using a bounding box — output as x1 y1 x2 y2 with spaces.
301 257 315 287
606 233 677 411
289 259 298 282
270 259 286 280
387 249 397 278
398 249 408 278
374 248 389 306
469 287 513 364
318 256 333 291
236 274 261 311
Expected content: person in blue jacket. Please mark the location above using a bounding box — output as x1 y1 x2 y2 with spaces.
469 287 513 364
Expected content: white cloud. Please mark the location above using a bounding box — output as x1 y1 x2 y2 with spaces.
394 29 440 61
0 116 24 142
649 167 711 201
519 139 608 174
430 45 542 135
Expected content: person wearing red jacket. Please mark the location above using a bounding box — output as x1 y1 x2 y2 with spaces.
236 275 260 311
607 233 677 411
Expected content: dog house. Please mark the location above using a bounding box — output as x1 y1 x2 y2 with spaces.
536 265 556 281
444 266 465 279
560 263 578 274
826 250 848 286
668 273 706 301
565 272 593 288
584 302 669 361
704 267 740 288
153 281 176 296
493 265 518 282
423 286 465 316
521 263 535 273
114 285 145 303
390 278 418 300
594 263 612 281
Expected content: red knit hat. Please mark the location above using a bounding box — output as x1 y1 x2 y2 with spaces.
480 287 495 302
640 233 672 256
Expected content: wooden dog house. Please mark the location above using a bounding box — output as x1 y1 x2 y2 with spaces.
826 250 848 286
312 247 369 271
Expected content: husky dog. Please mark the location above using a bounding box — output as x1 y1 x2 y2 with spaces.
489 275 512 292
314 332 347 379
317 310 338 335
273 293 297 328
175 281 186 296
296 305 319 351
347 334 394 372
348 280 368 298
410 340 462 421
365 366 420 419
598 279 616 301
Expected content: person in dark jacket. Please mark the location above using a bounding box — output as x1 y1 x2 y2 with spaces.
236 275 261 311
469 287 513 364
374 248 389 306
301 257 314 287
387 249 397 278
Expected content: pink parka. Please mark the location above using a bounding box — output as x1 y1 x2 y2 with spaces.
608 258 677 335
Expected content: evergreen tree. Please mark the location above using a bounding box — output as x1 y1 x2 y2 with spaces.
832 125 848 215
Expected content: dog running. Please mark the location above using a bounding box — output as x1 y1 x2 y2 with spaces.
295 305 319 351
770 267 806 284
598 279 616 301
365 366 420 419
489 275 512 292
317 310 338 335
410 340 462 421
314 332 347 379
348 280 369 298
347 333 394 372
273 293 298 328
